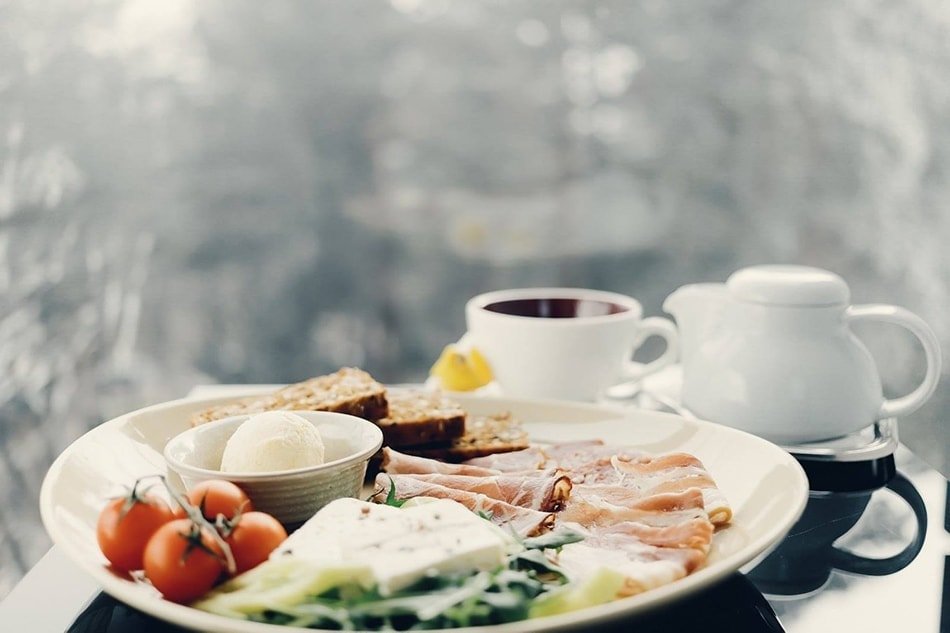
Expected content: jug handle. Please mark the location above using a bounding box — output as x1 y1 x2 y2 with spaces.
845 304 942 419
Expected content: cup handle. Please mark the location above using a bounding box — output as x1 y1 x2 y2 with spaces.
622 317 680 381
828 473 927 576
845 304 942 419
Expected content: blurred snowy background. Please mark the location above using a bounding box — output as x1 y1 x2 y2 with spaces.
2 0 950 598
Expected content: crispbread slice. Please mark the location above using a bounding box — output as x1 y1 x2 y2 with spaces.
410 412 529 462
189 368 388 426
375 390 466 447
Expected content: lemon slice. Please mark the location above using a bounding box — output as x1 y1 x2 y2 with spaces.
467 348 493 384
430 345 494 391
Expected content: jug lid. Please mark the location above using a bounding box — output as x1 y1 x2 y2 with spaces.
727 265 850 306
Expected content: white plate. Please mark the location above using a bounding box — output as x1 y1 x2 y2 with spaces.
40 392 808 632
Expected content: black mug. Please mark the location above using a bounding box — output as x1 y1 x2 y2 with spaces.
747 472 927 595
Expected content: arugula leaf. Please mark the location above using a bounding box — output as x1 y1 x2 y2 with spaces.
521 528 585 552
246 562 556 630
206 523 586 630
383 477 406 508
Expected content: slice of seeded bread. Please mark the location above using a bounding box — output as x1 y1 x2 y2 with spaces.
409 412 529 462
189 367 389 426
375 390 466 447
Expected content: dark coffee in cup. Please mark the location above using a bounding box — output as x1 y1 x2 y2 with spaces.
483 298 629 319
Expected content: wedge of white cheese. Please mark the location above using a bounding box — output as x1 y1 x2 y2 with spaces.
272 497 515 595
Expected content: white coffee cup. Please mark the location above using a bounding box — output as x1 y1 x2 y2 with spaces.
465 288 679 402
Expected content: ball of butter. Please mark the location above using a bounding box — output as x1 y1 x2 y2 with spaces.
221 411 326 473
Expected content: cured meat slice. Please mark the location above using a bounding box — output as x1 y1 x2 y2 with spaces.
555 458 623 485
381 448 501 477
373 474 556 537
554 535 707 597
594 518 715 553
572 473 727 518
542 442 646 471
490 447 733 526
463 441 642 472
570 484 647 507
392 438 733 600
559 488 709 528
551 493 715 598
464 446 547 471
611 455 733 525
401 470 573 512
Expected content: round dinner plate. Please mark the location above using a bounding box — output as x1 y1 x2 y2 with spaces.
40 391 808 632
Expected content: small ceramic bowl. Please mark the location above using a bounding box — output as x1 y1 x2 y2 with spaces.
164 411 383 526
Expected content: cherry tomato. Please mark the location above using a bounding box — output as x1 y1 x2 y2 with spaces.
176 480 252 521
224 512 288 574
144 519 224 603
97 487 174 572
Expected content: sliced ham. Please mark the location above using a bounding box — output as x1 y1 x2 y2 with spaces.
570 484 647 507
594 518 715 553
542 442 646 471
381 448 501 477
482 446 733 526
582 532 707 574
463 441 641 472
374 473 556 537
400 469 573 512
383 439 731 599
611 452 705 473
552 537 706 598
551 497 715 597
611 454 733 525
464 446 547 471
556 458 624 485
559 488 708 528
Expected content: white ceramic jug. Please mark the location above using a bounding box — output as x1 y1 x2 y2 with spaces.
663 265 942 444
